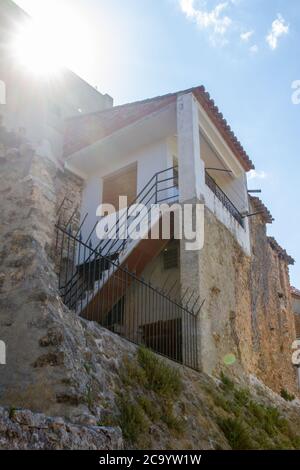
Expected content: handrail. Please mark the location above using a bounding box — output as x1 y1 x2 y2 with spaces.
61 166 179 294
55 221 200 370
96 166 179 255
56 224 196 315
205 171 244 227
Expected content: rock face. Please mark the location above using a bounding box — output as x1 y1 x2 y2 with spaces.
195 207 298 395
0 407 123 450
0 125 131 427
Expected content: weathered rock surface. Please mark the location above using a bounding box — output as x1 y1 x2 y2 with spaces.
195 207 298 396
0 407 123 450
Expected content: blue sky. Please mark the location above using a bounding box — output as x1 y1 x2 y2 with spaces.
16 0 300 286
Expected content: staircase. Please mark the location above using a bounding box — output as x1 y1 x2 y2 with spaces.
57 166 179 321
55 166 201 371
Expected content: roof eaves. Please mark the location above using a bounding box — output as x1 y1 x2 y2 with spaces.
192 86 255 172
291 287 300 298
268 237 295 265
64 85 255 173
250 196 274 224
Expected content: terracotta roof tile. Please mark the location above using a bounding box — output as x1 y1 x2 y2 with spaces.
250 196 274 224
291 286 300 298
268 237 295 265
64 86 255 172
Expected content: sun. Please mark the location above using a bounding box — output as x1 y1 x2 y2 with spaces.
12 20 63 76
11 7 93 78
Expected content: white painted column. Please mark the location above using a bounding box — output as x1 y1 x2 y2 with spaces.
177 92 205 203
177 92 205 370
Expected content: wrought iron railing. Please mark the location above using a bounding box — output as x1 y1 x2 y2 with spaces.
205 171 244 227
96 166 179 257
55 223 200 371
58 166 179 304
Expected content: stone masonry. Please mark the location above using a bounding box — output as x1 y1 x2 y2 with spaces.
0 124 125 449
196 206 298 395
0 407 122 450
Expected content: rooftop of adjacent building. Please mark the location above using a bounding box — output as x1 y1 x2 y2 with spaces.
0 0 113 108
291 286 300 299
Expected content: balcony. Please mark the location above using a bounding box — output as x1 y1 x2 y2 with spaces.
205 171 244 228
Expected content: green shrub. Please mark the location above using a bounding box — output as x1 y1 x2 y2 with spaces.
280 389 295 402
161 400 186 435
138 396 160 421
120 355 147 387
9 407 16 420
290 434 300 449
218 417 253 450
211 391 232 413
247 401 285 437
220 372 235 393
137 347 182 397
234 388 250 407
117 395 148 444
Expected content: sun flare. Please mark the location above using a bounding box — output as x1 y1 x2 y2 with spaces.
11 7 92 78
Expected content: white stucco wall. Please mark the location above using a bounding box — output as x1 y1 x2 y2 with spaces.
204 184 251 255
80 138 174 247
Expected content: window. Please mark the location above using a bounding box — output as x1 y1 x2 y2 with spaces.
163 244 179 270
0 80 6 105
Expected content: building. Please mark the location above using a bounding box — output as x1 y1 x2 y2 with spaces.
0 1 297 399
0 0 113 160
56 86 298 394
291 287 300 339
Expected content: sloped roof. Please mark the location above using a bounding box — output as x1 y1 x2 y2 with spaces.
268 237 295 265
64 92 177 157
250 196 274 224
64 86 255 171
291 286 300 298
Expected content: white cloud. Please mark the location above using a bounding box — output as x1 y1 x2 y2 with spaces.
266 14 289 50
240 30 254 42
179 0 233 41
249 44 258 54
248 170 267 180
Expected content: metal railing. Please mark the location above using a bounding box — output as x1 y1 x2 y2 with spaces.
96 166 179 257
55 223 200 371
58 167 179 307
205 171 244 227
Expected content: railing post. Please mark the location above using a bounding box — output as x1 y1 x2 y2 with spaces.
155 173 158 204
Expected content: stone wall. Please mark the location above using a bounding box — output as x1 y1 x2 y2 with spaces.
54 168 84 234
196 206 298 395
0 125 125 442
247 213 297 394
0 407 122 450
